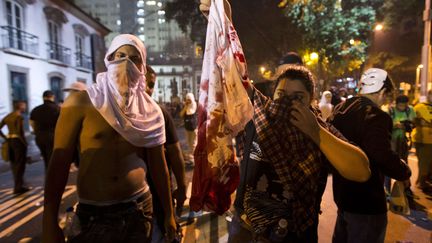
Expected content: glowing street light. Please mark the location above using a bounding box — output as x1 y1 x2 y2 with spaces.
260 66 266 74
310 52 319 62
415 64 424 99
375 24 383 31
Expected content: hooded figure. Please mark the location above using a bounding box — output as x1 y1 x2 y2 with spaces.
185 93 197 115
318 90 333 121
86 34 165 147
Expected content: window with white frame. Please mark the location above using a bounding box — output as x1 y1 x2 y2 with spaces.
48 20 60 44
5 0 23 29
75 34 84 54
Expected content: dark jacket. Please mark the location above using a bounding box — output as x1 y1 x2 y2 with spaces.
30 100 60 134
329 96 411 214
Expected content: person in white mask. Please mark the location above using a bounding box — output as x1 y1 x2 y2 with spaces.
42 34 176 243
180 93 197 165
319 90 334 121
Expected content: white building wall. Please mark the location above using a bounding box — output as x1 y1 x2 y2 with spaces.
151 63 194 103
0 0 104 121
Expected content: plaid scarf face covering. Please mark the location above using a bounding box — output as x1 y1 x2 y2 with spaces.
249 92 325 233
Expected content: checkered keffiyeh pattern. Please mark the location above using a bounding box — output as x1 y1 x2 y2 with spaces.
250 88 327 233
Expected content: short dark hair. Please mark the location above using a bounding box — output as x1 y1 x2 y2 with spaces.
145 64 156 89
381 75 395 94
274 65 316 98
42 90 54 98
279 52 304 65
13 100 26 110
396 95 409 104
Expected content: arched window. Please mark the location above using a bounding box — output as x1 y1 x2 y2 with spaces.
44 6 70 64
50 76 63 103
73 24 91 69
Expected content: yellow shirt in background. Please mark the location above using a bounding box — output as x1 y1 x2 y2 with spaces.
412 102 432 144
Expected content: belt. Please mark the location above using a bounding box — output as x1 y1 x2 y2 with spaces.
77 191 151 214
7 134 20 139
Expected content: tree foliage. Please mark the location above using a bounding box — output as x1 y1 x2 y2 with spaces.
280 0 382 78
165 0 207 45
380 0 423 28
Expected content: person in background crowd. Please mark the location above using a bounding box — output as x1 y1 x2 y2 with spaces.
180 93 197 165
42 34 176 243
412 90 432 193
380 95 394 113
329 68 411 243
386 95 416 198
338 88 348 103
319 91 334 121
330 86 342 106
62 81 87 96
145 65 186 243
0 101 30 194
30 90 60 170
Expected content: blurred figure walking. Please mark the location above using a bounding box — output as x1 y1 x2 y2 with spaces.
30 90 60 169
180 93 197 165
386 95 416 198
0 101 30 194
412 90 432 192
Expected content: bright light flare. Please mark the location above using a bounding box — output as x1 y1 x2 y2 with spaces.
375 24 383 31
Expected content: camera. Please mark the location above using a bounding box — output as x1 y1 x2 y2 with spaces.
400 120 415 133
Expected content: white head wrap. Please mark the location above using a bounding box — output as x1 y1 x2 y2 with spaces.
185 92 197 115
319 90 333 121
86 34 165 147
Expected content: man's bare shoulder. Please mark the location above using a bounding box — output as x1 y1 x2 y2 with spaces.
62 91 91 108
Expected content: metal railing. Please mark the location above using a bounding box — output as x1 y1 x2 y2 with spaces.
75 52 92 70
1 25 39 55
46 42 71 64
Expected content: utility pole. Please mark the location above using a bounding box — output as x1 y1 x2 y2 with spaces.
421 0 431 97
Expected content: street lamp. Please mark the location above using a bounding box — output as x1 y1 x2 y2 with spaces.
374 24 383 31
420 0 431 98
310 52 319 62
416 64 424 99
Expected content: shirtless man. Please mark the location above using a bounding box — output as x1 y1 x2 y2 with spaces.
42 34 176 243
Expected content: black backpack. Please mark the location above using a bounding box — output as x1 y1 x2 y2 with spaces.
184 113 197 131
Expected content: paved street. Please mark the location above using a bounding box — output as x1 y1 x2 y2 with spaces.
0 129 431 242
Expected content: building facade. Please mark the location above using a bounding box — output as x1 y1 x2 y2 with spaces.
0 0 110 122
149 56 198 104
72 0 120 45
73 0 202 102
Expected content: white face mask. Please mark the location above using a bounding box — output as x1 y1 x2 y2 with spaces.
107 58 144 94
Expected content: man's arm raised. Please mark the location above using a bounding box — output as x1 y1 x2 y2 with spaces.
42 92 85 243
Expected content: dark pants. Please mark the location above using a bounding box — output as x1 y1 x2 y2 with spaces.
8 138 27 191
332 210 387 243
69 192 153 243
35 131 54 169
228 210 318 243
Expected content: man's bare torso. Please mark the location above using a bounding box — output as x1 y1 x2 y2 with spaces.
64 92 148 202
